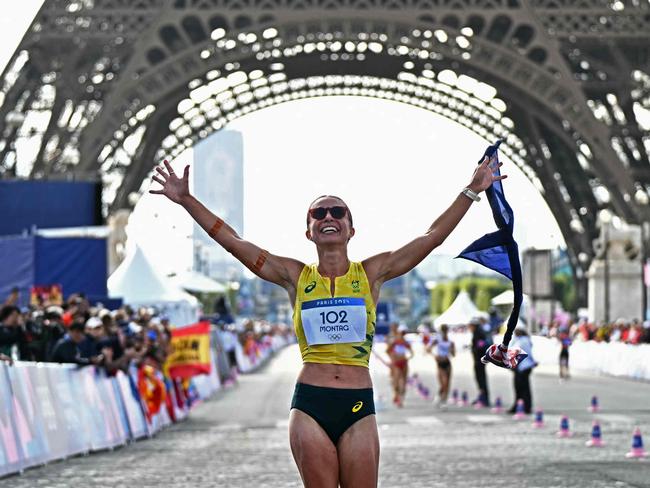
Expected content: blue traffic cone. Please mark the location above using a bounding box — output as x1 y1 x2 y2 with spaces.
450 389 459 406
417 380 430 399
586 420 604 447
460 391 469 407
513 399 526 420
626 427 648 458
491 396 503 414
532 409 544 428
589 395 600 413
556 415 573 438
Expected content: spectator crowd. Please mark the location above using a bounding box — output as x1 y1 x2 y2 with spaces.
0 293 174 373
0 289 294 378
542 318 650 345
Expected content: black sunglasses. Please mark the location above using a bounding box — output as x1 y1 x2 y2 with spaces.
308 206 348 220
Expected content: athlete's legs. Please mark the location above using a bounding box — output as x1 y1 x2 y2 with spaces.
436 366 444 397
289 409 339 488
474 360 489 405
564 355 571 378
398 365 408 403
559 351 570 379
337 415 380 488
390 365 399 403
440 368 450 402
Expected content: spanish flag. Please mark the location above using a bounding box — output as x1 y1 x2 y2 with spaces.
165 321 211 379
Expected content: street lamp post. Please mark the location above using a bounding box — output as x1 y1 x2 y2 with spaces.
642 222 649 321
636 186 650 321
599 209 613 324
603 224 610 324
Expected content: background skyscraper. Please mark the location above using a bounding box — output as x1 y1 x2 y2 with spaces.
193 130 244 280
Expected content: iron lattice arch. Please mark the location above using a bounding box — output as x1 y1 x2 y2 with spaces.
1 0 650 303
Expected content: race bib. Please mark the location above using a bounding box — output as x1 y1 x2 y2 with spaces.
300 297 367 345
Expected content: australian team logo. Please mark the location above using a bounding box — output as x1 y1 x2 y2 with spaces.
351 280 360 292
304 281 317 293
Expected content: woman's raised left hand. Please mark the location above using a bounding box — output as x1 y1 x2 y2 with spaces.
467 155 507 193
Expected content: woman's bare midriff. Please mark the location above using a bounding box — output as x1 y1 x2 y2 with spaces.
297 362 372 389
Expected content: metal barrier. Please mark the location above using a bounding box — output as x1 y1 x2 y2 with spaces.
0 359 218 477
0 332 294 477
531 336 650 381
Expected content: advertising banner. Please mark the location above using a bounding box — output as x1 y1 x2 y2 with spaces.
94 373 128 447
28 365 68 463
45 366 90 457
5 364 50 468
0 364 20 476
114 372 148 439
78 367 118 451
0 330 279 478
192 351 221 400
110 376 133 440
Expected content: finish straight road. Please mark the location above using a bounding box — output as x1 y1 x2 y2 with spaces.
4 342 650 488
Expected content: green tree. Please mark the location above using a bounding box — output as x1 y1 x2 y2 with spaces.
441 282 460 312
430 285 445 315
553 274 576 312
429 276 509 315
475 287 492 311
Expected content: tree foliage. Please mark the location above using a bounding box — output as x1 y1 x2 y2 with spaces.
552 274 576 312
430 277 509 314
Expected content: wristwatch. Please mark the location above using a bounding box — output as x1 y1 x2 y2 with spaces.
461 187 481 202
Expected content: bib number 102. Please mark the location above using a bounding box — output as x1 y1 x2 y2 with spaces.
319 310 348 324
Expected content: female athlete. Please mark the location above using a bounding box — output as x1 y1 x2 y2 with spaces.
428 323 456 407
386 324 413 407
150 155 504 487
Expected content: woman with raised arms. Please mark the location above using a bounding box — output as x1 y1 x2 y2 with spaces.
150 154 504 487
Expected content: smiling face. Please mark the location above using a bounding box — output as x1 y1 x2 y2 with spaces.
306 196 355 246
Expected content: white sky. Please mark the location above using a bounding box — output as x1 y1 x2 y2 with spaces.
130 96 563 277
2 2 564 278
0 1 44 71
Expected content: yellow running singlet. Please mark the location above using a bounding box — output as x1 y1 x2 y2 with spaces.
293 262 376 367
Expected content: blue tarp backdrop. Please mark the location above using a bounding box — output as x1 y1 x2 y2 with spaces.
0 180 101 236
0 236 107 307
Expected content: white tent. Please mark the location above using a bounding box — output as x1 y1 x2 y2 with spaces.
490 290 530 322
108 245 199 326
172 270 226 294
434 290 480 328
490 290 530 306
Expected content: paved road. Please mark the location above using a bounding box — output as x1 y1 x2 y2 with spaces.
4 342 649 487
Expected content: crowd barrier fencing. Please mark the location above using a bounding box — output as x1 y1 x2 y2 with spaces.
444 332 650 381
0 332 293 478
5 329 642 476
0 360 206 478
235 333 294 374
530 336 650 381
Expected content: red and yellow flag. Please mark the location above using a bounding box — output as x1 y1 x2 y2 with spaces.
165 321 211 379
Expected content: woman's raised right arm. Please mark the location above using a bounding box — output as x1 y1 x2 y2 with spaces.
150 161 304 291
